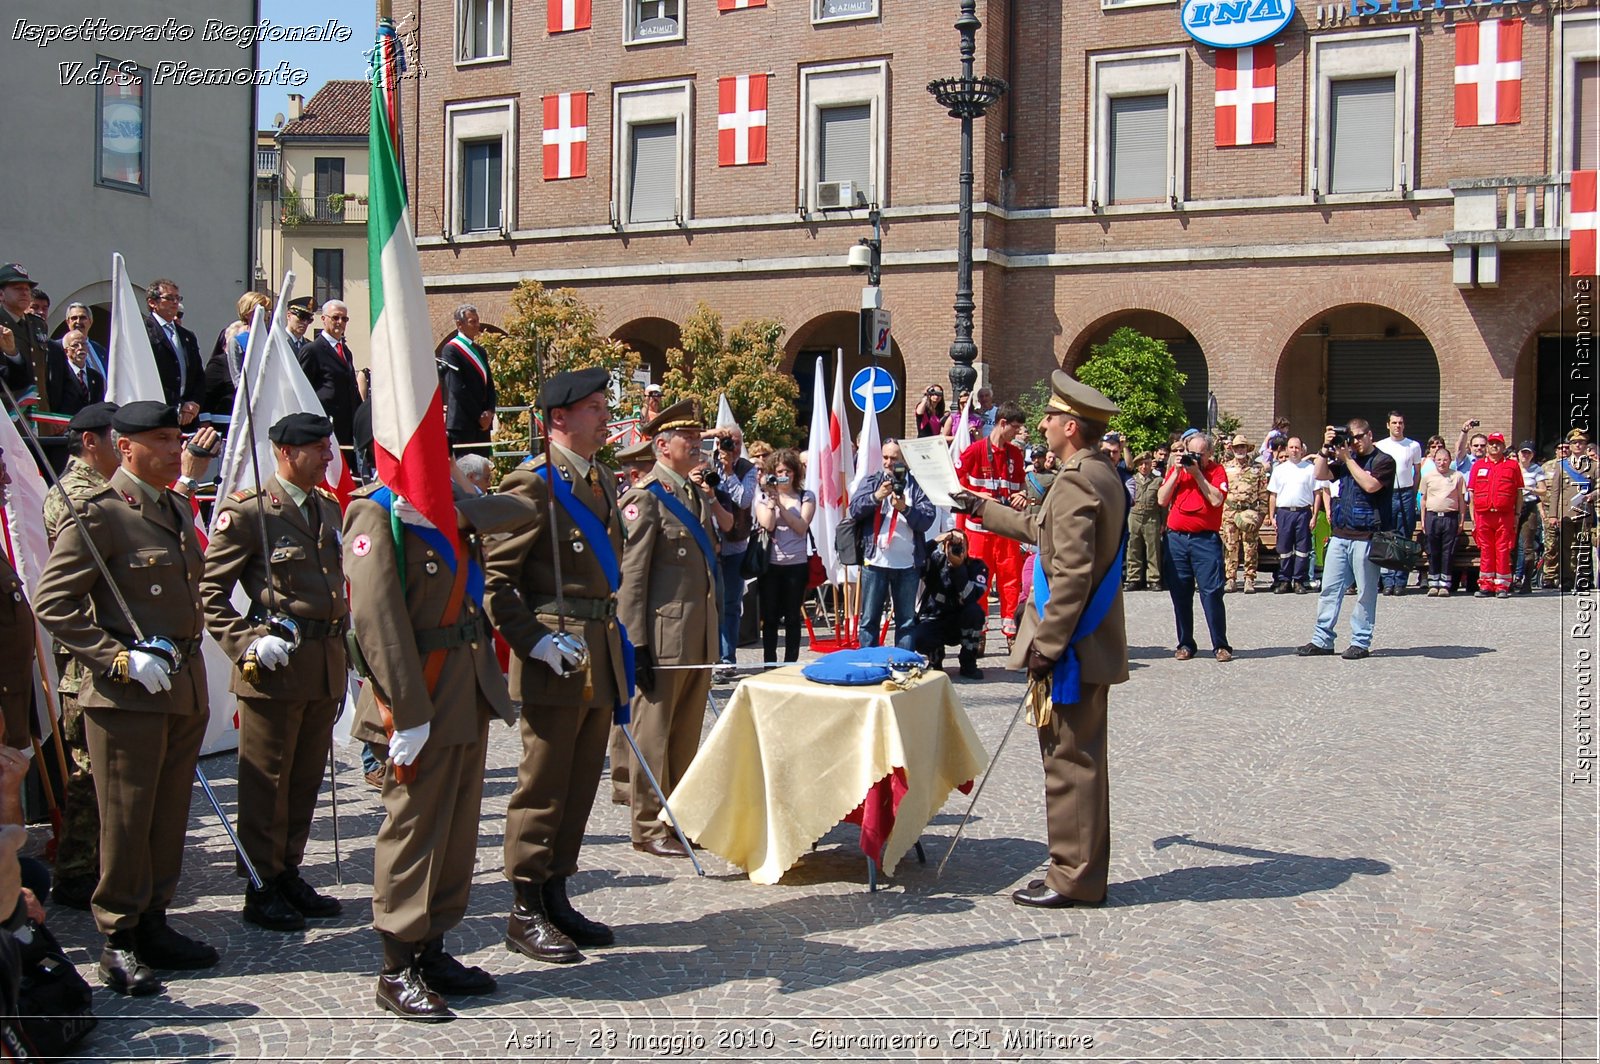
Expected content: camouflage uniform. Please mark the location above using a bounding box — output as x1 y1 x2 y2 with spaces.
1126 471 1164 589
1221 459 1267 590
1542 452 1595 591
42 457 109 892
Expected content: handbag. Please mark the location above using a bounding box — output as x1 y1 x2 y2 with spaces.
806 531 827 590
741 528 771 578
1368 530 1423 571
1 922 97 1060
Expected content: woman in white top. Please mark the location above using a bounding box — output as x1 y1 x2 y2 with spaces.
753 449 817 663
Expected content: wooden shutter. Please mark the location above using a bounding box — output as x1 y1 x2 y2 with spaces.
819 104 873 199
629 121 678 223
1108 94 1168 203
1577 60 1599 172
1329 77 1395 193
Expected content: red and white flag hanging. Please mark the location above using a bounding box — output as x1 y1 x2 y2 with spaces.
1455 18 1522 127
542 93 588 180
1572 170 1598 277
718 74 768 166
1215 45 1275 147
548 0 591 33
718 0 766 8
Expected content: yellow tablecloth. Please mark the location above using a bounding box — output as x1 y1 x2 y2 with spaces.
666 666 989 884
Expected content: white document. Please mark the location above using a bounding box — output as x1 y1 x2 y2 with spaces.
898 436 964 508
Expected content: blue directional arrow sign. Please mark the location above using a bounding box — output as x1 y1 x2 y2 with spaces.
850 365 898 415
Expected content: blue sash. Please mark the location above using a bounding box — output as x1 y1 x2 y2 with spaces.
646 481 718 576
369 486 484 607
1562 459 1592 493
1030 526 1128 706
538 465 635 723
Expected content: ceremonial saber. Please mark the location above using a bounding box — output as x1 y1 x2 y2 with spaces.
0 378 266 892
327 745 342 884
618 722 704 876
937 680 1034 877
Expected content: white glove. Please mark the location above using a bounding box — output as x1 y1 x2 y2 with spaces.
249 635 292 671
531 632 588 677
388 722 431 767
126 650 172 694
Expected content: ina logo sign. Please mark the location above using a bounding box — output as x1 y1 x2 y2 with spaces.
1181 0 1292 48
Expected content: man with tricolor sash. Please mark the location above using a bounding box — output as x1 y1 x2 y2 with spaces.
483 367 631 965
955 370 1129 910
437 304 496 457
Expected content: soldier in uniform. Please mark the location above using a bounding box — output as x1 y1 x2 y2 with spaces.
1220 434 1267 593
483 368 629 965
41 402 122 910
957 371 1128 908
33 401 218 996
0 264 51 410
608 436 655 805
1125 452 1164 591
200 413 348 933
618 400 720 859
1542 428 1595 592
0 448 35 754
344 468 539 1021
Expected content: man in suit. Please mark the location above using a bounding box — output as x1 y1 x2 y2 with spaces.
297 301 361 452
957 370 1129 909
33 401 219 996
484 368 628 965
617 400 720 859
201 413 348 934
62 303 108 380
142 279 203 426
285 302 314 355
55 330 106 414
438 304 496 457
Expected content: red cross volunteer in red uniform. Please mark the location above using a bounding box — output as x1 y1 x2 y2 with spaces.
957 400 1029 644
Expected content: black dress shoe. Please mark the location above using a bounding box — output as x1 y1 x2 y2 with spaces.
1011 884 1105 909
243 883 307 932
136 914 219 970
51 873 96 912
1341 645 1370 660
417 940 497 995
1296 642 1335 657
633 837 690 859
505 888 582 964
541 877 615 948
377 968 455 1022
278 871 343 918
99 935 163 996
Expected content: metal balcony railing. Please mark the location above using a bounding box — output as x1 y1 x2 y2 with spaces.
285 195 368 225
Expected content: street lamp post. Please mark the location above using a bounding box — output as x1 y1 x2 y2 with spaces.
928 0 1007 398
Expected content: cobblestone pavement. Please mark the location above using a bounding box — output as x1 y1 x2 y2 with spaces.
29 584 1598 1061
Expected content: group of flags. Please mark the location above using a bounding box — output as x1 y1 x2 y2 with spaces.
547 0 765 32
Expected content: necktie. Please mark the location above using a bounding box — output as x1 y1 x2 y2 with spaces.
337 341 350 366
166 323 185 393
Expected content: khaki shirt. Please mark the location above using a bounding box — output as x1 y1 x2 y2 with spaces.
618 463 720 666
43 457 110 697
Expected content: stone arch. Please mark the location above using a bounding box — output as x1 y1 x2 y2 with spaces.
1064 308 1211 432
1512 301 1593 456
785 311 908 439
610 317 682 384
51 280 114 350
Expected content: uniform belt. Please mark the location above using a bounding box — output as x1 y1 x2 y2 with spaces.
1277 505 1311 511
248 608 347 640
529 595 617 622
413 615 487 653
118 636 203 663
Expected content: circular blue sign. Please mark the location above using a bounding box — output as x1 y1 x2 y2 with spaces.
1181 0 1292 49
850 366 897 415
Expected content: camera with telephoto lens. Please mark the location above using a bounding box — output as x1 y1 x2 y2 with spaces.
890 462 908 493
718 436 737 453
702 467 721 488
1322 428 1353 459
1178 451 1199 467
763 474 779 488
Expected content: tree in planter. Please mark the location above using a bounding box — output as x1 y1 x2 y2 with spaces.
482 280 640 476
1074 327 1189 456
661 303 801 450
280 187 305 226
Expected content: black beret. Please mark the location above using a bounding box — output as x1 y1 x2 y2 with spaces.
111 401 179 435
269 412 334 446
536 367 610 411
67 402 118 433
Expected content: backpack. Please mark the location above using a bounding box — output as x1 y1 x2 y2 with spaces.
0 921 97 1060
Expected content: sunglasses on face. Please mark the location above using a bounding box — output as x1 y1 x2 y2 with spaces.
327 315 349 322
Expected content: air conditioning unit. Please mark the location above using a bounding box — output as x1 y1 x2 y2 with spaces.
815 180 857 210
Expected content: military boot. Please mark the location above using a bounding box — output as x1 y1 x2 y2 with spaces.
376 935 454 1023
505 884 582 964
99 930 163 996
417 937 496 995
542 876 615 948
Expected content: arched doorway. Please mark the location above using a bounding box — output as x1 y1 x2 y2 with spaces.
784 312 907 439
1066 310 1209 431
611 317 681 386
1515 307 1591 458
1276 305 1441 443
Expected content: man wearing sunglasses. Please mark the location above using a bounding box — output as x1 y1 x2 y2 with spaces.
1298 418 1395 661
296 300 362 452
142 279 203 427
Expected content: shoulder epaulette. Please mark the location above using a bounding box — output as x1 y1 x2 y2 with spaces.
229 488 257 502
315 486 338 501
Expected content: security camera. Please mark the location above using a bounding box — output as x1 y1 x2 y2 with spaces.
847 243 873 272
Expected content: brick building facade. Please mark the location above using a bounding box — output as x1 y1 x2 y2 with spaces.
403 0 1598 448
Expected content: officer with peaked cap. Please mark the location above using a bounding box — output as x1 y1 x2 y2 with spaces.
483 366 632 965
955 371 1128 908
200 412 348 934
34 401 217 995
617 399 721 858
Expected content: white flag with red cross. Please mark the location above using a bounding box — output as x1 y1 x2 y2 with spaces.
1455 18 1522 127
1572 170 1598 277
1215 45 1275 147
718 74 768 166
548 0 591 33
543 93 588 180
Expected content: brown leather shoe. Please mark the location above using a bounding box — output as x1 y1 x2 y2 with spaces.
364 767 385 790
1173 647 1194 661
1214 648 1234 662
376 968 455 1022
541 877 615 948
1011 883 1106 908
505 887 582 964
633 837 690 859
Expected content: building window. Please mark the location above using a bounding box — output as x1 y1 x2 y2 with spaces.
1557 11 1600 175
461 139 504 232
799 61 888 213
458 0 508 62
1310 30 1415 198
1577 60 1599 171
627 0 683 44
312 249 344 307
444 99 516 237
813 0 878 23
612 80 693 226
1088 50 1186 208
313 157 345 221
95 58 149 193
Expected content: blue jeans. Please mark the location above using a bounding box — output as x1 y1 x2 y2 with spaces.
719 552 747 663
859 564 920 649
1162 530 1229 653
1313 536 1380 650
1381 490 1418 589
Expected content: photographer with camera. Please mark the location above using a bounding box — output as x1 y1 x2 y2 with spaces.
1297 418 1395 659
849 441 936 649
753 450 815 664
915 385 947 438
706 428 758 680
1156 430 1233 661
909 530 989 679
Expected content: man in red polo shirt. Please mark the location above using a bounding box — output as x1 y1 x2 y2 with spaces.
1469 432 1522 597
957 401 1028 645
1156 430 1232 661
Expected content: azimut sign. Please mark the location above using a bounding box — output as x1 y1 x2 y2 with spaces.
1181 0 1292 48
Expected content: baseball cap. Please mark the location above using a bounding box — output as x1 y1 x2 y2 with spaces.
1486 432 1506 444
645 383 662 395
1517 440 1536 453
